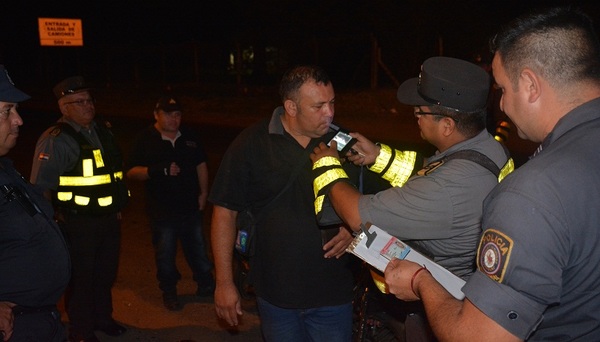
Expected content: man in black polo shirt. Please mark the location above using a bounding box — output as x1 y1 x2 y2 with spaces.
126 95 214 311
209 65 359 341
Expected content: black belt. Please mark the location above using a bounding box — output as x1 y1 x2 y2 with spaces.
12 305 57 316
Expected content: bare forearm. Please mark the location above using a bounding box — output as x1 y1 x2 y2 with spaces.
210 206 237 284
329 181 363 231
126 166 150 181
418 273 521 341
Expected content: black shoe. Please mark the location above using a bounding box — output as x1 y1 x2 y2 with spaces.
196 284 215 297
69 332 101 342
95 321 127 336
163 291 182 311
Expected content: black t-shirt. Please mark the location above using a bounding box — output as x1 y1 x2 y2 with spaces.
209 108 362 308
126 125 208 220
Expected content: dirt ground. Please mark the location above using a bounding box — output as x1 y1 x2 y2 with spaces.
15 85 536 342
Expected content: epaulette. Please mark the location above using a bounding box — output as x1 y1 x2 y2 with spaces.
50 126 63 137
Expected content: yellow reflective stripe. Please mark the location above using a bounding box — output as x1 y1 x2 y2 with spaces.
60 174 112 186
82 159 94 177
74 195 90 206
98 196 113 207
314 194 325 215
59 172 123 187
370 269 389 293
57 192 72 201
498 158 515 182
312 156 341 170
383 150 417 187
93 149 105 168
313 168 349 197
367 144 392 174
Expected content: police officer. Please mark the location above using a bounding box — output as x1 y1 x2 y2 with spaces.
0 65 71 341
30 76 128 342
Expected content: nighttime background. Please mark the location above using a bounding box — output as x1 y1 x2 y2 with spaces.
2 0 600 93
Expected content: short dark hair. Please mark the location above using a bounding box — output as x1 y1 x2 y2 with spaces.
279 65 331 103
431 105 487 138
490 6 600 90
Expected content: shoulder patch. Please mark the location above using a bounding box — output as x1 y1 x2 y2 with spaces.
477 228 513 283
417 160 444 176
50 126 62 137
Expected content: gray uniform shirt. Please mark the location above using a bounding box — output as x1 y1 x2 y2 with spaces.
464 98 600 340
358 129 508 279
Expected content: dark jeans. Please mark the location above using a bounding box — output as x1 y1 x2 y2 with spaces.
150 211 213 294
60 212 121 337
9 306 66 342
256 297 353 342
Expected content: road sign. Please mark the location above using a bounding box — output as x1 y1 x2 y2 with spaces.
38 18 83 46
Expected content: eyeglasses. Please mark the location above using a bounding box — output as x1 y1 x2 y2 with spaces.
414 108 459 123
64 98 96 106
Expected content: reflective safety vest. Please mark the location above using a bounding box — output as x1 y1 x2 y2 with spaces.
54 122 129 215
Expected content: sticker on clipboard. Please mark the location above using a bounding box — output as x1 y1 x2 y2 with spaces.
380 237 411 261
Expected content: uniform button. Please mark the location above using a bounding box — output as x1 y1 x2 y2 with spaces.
507 311 518 320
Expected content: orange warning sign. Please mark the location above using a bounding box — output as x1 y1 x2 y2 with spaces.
38 18 83 46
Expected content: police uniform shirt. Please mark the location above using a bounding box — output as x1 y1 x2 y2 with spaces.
30 117 103 191
209 106 356 308
0 157 70 306
463 98 600 340
358 129 508 279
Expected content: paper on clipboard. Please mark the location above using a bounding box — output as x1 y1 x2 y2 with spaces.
346 222 466 300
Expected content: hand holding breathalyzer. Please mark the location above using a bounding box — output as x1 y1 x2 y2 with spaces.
345 132 380 166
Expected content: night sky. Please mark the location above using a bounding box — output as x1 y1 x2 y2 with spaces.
2 0 600 88
5 1 598 44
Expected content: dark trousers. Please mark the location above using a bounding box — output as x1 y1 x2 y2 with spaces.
9 306 66 342
150 211 213 294
61 212 121 337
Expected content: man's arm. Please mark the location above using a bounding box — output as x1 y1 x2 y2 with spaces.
384 259 521 341
211 205 243 326
126 166 150 181
0 301 15 341
310 141 363 232
196 162 208 211
126 163 180 181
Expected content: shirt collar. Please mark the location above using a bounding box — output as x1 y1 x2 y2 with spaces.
268 106 286 135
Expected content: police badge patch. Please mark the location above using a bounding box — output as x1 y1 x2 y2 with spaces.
417 160 444 176
477 228 513 283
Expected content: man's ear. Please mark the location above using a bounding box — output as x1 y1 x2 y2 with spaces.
57 101 68 116
521 68 541 103
284 99 297 116
442 117 456 136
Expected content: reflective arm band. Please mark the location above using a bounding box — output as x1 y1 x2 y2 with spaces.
367 143 392 174
312 156 349 215
498 158 515 182
314 168 349 197
313 156 342 169
367 144 417 187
